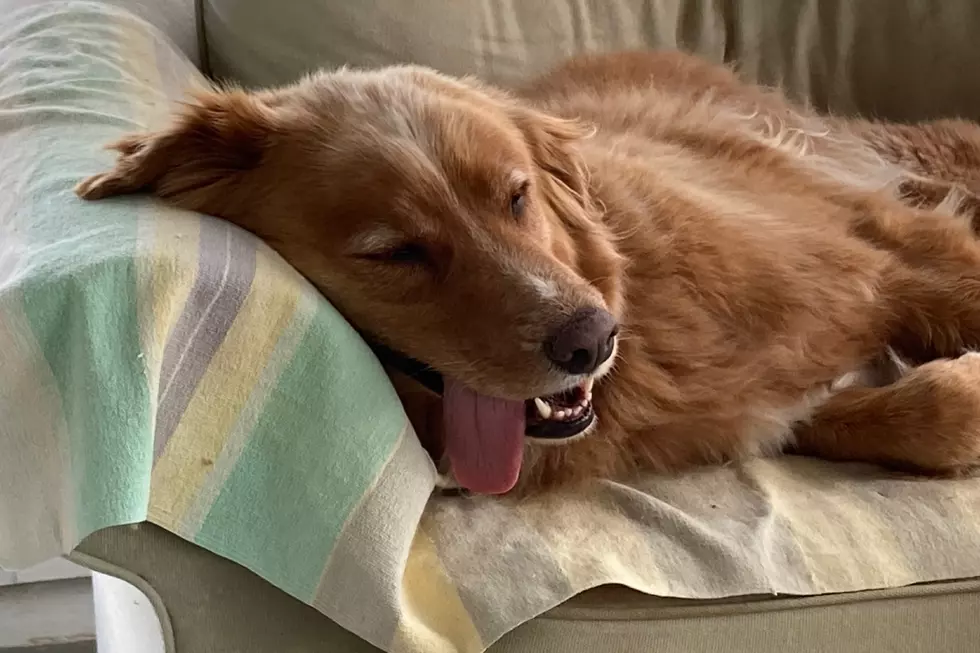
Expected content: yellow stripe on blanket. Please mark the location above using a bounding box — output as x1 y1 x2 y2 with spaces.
150 251 302 520
136 212 202 392
393 529 484 653
120 14 204 403
175 291 319 534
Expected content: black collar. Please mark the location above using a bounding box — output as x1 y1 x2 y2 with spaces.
367 339 445 395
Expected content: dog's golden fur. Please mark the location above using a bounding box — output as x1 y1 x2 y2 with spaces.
77 50 980 493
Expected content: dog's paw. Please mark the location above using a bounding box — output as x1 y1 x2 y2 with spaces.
899 352 980 475
74 172 125 200
75 135 155 201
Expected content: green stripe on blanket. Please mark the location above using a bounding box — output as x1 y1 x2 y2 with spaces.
22 259 152 537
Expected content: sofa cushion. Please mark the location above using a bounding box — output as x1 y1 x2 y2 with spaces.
202 0 980 121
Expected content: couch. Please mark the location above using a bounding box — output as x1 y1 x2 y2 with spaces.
40 0 980 650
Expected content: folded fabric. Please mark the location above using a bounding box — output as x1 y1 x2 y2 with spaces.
2 5 980 653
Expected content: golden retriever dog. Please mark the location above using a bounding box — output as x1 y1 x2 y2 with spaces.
77 50 980 495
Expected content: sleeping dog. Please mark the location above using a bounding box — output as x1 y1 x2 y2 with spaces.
78 50 980 495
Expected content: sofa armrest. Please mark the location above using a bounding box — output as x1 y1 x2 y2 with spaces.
102 0 202 66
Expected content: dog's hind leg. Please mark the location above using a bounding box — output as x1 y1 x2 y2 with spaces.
852 119 980 230
848 200 980 358
792 352 980 475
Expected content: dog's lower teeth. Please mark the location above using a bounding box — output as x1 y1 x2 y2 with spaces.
534 397 552 419
533 391 595 423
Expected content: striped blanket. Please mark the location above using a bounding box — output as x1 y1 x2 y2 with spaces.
3 4 980 653
0 0 433 631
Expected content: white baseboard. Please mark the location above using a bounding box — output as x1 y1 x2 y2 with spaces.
0 560 90 588
0 578 95 649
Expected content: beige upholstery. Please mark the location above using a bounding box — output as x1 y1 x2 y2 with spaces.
74 524 980 653
203 0 980 121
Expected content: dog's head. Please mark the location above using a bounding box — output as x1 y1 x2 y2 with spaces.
76 66 625 493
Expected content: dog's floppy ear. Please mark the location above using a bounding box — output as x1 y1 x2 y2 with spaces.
76 89 278 209
515 106 624 312
513 107 596 218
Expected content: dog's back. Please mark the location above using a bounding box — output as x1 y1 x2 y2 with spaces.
520 51 980 489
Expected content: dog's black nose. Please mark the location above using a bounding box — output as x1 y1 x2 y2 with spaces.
544 307 619 375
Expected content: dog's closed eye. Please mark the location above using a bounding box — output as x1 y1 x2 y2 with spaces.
350 227 432 266
508 174 530 219
510 187 528 218
360 242 430 265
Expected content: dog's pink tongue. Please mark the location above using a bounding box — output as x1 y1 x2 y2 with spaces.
443 379 525 495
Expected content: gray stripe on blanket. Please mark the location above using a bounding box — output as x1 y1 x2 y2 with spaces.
153 220 256 459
